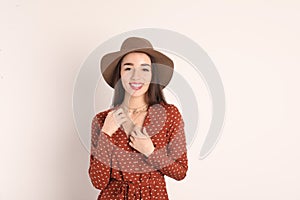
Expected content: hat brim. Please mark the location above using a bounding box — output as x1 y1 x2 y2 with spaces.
101 48 174 88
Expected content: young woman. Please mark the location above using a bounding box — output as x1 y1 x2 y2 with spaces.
88 37 188 200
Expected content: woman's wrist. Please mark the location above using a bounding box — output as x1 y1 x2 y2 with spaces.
143 146 155 157
101 129 113 137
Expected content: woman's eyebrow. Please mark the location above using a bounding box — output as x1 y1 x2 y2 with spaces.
122 62 134 66
141 63 151 67
122 63 151 67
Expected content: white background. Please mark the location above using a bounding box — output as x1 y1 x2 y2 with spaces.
1 0 300 199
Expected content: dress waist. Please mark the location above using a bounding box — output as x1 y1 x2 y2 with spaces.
110 174 165 200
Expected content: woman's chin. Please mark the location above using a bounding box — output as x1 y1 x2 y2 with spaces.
127 92 146 97
124 86 149 98
124 90 146 98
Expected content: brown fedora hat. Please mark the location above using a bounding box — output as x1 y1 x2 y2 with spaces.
100 37 174 88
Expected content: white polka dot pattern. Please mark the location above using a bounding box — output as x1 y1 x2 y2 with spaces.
88 103 188 200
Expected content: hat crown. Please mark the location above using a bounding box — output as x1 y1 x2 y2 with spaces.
120 37 153 51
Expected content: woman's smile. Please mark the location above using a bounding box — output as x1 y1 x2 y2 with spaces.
129 82 144 90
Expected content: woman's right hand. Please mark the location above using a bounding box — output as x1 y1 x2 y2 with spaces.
101 108 128 137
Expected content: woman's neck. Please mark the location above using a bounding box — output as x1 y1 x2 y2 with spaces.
122 94 147 109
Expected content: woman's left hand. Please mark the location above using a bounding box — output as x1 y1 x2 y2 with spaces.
129 127 155 157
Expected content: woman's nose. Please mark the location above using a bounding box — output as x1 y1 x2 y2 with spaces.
131 68 140 79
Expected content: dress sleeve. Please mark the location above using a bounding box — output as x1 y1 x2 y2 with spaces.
144 105 188 181
88 114 115 190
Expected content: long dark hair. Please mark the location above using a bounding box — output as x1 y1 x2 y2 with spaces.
111 52 167 107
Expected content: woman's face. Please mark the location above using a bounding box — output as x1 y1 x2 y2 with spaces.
120 52 152 97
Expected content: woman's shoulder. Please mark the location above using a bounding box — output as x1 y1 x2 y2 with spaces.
92 107 114 122
159 102 181 112
156 102 182 118
160 103 184 127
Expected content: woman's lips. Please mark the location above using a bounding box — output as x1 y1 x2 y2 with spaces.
129 82 143 90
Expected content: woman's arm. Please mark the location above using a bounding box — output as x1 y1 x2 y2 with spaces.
144 105 188 181
88 115 115 190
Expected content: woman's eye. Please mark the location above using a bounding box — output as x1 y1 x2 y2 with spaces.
142 68 150 72
124 67 131 71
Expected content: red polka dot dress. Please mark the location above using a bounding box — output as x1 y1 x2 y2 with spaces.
88 102 188 200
